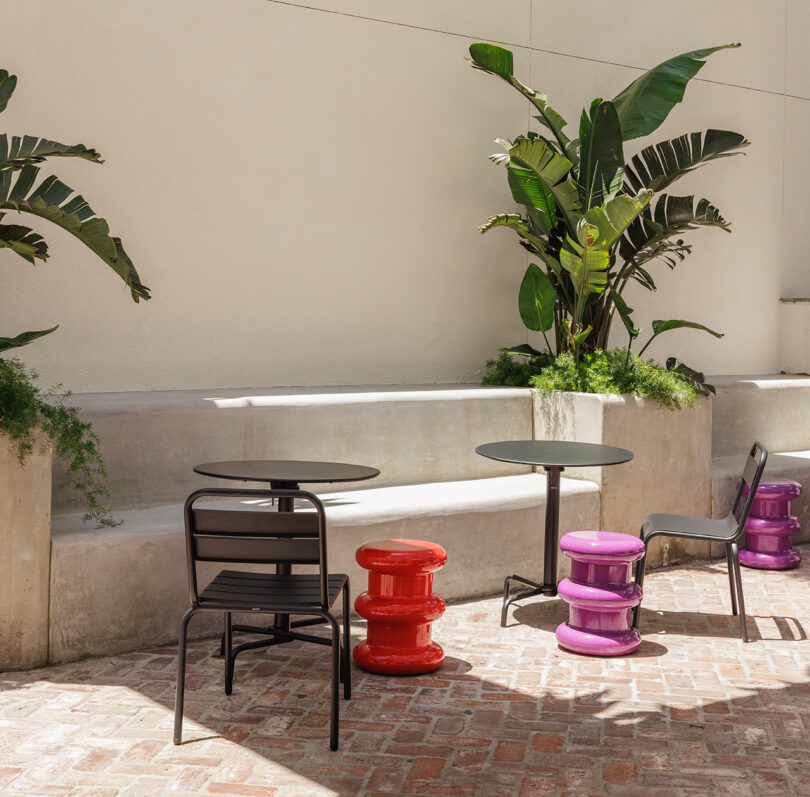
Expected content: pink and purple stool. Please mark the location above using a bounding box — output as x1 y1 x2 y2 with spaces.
740 478 803 570
556 531 645 656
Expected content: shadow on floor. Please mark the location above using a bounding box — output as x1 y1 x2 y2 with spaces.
2 557 810 795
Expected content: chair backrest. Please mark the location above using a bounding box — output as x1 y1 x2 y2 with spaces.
183 487 329 608
728 441 768 540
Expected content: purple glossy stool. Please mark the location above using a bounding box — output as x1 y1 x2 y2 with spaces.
556 531 645 656
740 478 803 570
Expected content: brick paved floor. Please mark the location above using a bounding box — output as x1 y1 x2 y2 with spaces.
2 550 810 797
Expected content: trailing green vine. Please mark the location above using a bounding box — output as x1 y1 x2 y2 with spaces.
0 357 119 527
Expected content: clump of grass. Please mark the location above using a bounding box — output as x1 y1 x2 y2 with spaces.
530 349 699 410
482 351 554 386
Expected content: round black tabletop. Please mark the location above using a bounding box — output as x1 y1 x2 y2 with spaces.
475 440 633 468
193 459 380 484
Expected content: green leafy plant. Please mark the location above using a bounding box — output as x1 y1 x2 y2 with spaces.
469 42 744 370
0 357 117 526
482 349 554 386
0 65 150 524
0 66 150 351
531 349 699 410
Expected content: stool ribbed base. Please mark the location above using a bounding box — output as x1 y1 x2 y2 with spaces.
353 640 444 675
739 547 802 570
555 623 641 656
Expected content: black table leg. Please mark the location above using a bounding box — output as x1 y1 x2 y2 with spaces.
500 465 564 625
542 466 562 595
273 485 296 632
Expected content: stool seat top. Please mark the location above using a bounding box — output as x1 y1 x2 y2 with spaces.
356 538 448 572
560 531 646 556
743 478 803 499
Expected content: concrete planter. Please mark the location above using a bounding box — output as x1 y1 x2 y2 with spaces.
533 390 712 567
0 432 52 671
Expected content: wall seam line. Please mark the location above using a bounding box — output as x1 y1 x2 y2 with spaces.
262 0 789 98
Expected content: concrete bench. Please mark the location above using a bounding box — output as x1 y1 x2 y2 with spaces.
50 474 600 663
51 385 535 512
710 375 810 551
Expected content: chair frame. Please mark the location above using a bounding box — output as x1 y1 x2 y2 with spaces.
174 487 350 750
632 441 768 642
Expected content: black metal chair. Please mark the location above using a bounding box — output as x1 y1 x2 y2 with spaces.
174 488 351 750
632 441 768 642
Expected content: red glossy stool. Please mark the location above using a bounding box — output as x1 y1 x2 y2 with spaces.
354 539 447 675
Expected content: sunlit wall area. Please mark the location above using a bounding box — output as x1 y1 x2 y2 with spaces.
0 0 801 391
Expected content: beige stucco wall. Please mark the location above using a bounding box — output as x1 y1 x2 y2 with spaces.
0 1 803 392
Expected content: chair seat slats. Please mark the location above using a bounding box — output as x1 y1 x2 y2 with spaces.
199 570 347 608
643 512 738 540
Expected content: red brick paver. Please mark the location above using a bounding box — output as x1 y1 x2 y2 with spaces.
1 551 810 795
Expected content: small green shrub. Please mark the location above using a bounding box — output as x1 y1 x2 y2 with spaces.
531 349 699 410
0 357 118 527
482 351 554 386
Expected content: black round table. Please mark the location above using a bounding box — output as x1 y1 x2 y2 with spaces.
476 440 633 624
193 458 379 641
194 459 380 511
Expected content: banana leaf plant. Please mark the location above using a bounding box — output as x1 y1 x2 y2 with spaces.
470 42 746 381
0 67 149 353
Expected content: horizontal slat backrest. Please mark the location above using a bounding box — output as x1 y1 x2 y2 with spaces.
731 441 768 539
193 507 319 536
183 487 330 608
193 533 319 563
191 506 320 564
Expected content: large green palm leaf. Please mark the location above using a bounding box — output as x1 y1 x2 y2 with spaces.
624 129 749 193
583 190 652 250
560 223 610 298
0 70 16 113
0 134 102 170
0 212 48 263
479 212 565 279
469 43 576 162
508 137 581 231
0 164 149 300
577 100 624 210
619 194 729 272
612 44 740 140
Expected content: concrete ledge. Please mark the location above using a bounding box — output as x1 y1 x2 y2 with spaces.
711 375 810 457
713 451 810 544
51 385 533 513
49 474 600 664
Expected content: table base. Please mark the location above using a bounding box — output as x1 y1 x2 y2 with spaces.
501 574 557 626
500 465 562 626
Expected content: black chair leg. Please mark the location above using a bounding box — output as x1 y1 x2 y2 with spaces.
730 542 749 642
174 607 196 745
725 544 739 616
631 534 648 630
328 616 341 751
224 611 234 695
341 584 351 700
